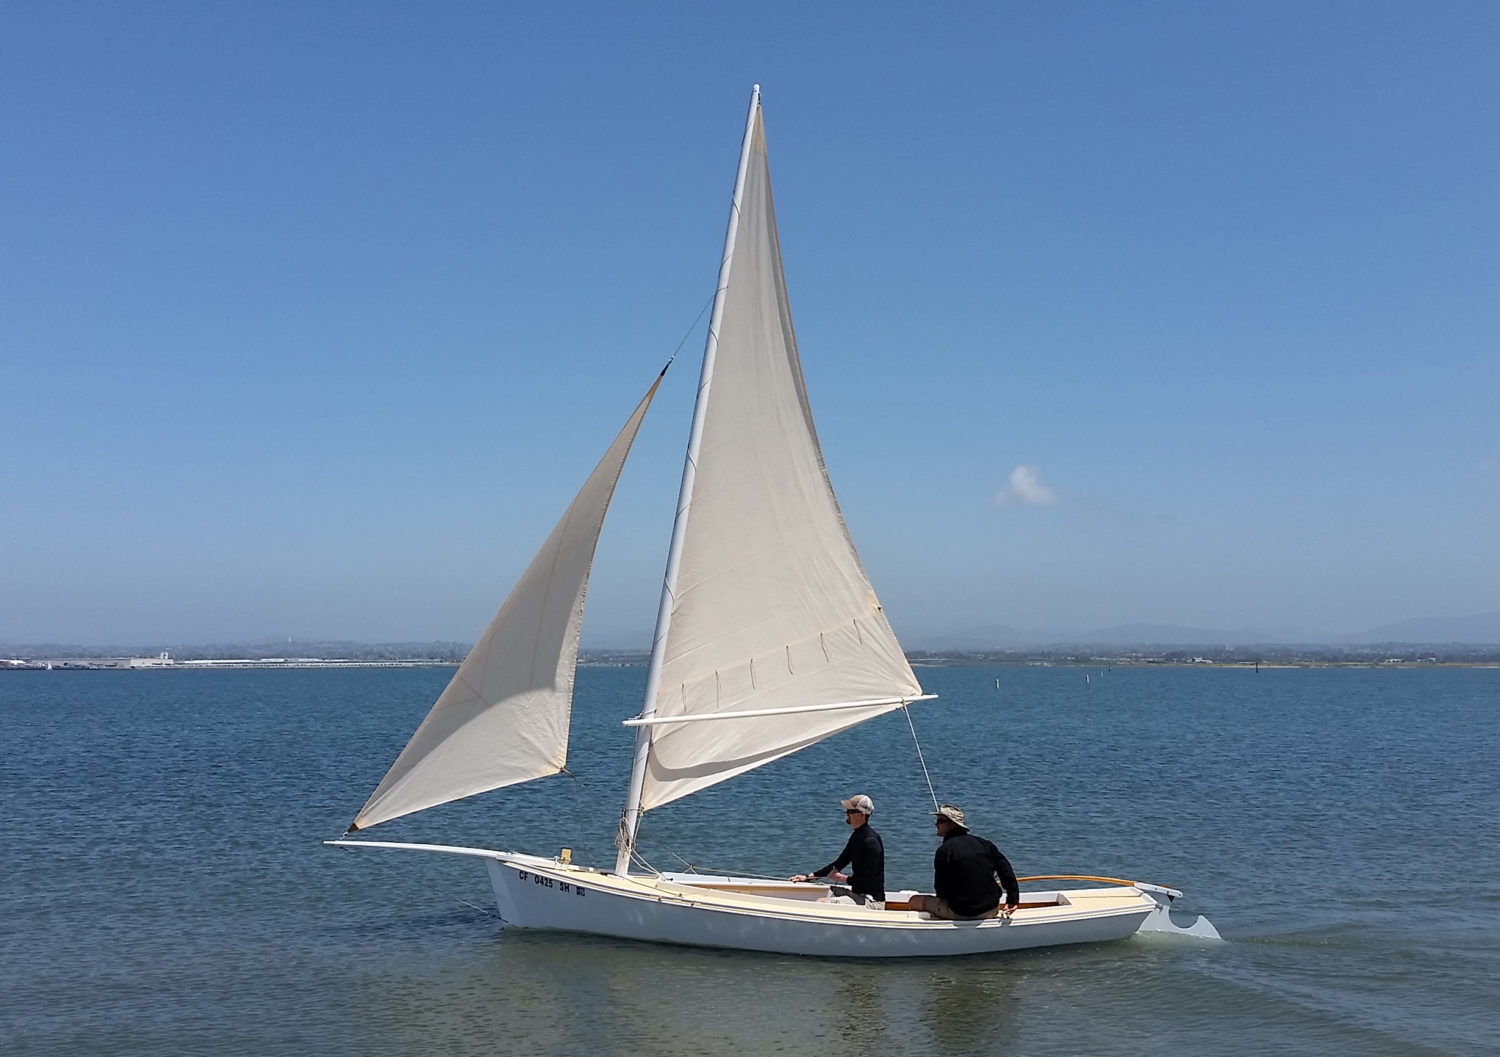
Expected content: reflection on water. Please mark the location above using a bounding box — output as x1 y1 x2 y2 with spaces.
921 969 1021 1054
341 925 1044 1057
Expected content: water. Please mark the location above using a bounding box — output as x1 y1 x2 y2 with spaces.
2 664 1496 1055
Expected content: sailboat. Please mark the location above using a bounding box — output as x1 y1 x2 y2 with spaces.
329 86 1218 956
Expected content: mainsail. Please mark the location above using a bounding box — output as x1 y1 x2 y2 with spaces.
633 91 925 814
351 372 665 831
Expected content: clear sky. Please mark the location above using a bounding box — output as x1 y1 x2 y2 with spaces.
3 2 1497 647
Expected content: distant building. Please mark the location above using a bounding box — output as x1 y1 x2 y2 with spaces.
128 652 176 668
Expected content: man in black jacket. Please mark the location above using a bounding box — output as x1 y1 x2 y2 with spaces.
909 803 1020 920
788 794 885 908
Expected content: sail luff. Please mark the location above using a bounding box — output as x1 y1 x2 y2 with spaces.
351 369 666 831
613 85 762 875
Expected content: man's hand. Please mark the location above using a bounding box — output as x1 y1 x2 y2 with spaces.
827 870 848 883
1000 903 1018 919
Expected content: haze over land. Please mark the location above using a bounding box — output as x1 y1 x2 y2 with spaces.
902 611 1500 650
3 6 1496 648
6 610 1499 661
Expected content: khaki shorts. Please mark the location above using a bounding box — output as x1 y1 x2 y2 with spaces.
827 886 885 910
923 896 999 920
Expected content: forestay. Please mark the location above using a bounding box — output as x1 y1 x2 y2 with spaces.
351 373 665 830
638 101 924 812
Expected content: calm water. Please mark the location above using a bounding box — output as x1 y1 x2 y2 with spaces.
2 664 1496 1056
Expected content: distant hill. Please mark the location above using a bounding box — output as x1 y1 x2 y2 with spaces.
905 610 1500 649
906 621 1310 649
904 624 1058 650
1341 611 1500 645
1068 623 1308 646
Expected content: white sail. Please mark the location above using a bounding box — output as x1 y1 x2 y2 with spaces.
351 372 665 830
637 97 924 812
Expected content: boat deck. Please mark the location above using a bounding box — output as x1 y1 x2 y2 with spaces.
632 869 1156 925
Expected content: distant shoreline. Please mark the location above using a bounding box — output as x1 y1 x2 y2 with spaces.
0 658 460 672
4 654 1498 672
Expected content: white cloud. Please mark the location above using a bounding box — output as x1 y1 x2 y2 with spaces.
995 464 1056 507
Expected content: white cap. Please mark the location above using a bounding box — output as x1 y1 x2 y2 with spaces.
840 794 874 816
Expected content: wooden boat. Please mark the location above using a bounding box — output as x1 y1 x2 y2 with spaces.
329 86 1218 956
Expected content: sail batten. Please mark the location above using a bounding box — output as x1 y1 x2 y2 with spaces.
625 694 937 727
350 373 664 831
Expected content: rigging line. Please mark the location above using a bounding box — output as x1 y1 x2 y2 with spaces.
902 704 940 812
669 291 717 362
689 866 796 882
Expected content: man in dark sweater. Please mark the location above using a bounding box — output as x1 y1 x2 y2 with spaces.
788 794 885 908
909 803 1020 920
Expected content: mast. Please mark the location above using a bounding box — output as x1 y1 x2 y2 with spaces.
614 85 761 874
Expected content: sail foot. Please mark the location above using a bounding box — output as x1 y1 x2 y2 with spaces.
352 373 664 831
656 617 920 722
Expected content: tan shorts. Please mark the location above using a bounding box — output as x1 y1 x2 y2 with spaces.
827 887 885 910
923 896 999 920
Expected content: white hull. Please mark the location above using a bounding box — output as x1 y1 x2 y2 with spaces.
329 841 1217 957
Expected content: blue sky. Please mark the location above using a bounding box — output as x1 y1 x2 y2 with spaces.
3 2 1497 646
